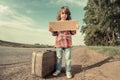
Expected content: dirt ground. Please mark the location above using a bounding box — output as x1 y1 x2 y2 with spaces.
0 46 120 80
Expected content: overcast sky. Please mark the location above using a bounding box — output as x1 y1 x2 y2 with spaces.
0 0 87 45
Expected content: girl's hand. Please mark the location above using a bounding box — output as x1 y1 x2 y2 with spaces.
70 30 76 35
49 27 53 32
52 31 58 36
76 24 79 29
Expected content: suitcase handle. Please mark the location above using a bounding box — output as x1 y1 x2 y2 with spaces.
46 50 52 52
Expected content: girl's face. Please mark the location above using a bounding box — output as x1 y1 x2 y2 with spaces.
60 9 67 21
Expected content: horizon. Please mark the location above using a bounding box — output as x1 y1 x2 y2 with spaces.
0 39 85 46
0 0 87 46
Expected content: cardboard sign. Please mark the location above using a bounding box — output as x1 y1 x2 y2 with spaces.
49 20 78 31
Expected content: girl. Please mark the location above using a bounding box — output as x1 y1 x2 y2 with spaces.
52 6 76 79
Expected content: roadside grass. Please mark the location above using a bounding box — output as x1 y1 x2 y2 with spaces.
88 46 120 60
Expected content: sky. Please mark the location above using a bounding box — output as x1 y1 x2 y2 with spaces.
0 0 87 46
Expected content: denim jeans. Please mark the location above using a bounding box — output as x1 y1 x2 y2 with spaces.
55 47 71 72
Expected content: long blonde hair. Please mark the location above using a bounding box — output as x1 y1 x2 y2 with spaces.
57 6 71 21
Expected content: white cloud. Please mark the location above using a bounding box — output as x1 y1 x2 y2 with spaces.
0 16 35 32
50 0 88 8
0 4 36 32
0 5 8 13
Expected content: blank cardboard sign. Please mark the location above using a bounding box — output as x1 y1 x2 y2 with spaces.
49 20 78 31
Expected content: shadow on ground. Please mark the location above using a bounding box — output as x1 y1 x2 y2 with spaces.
83 57 113 71
44 64 82 79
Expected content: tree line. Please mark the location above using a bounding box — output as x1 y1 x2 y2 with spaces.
81 0 120 46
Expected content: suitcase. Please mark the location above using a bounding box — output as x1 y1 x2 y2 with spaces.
31 50 56 78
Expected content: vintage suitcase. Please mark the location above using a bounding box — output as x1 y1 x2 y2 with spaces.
31 50 56 78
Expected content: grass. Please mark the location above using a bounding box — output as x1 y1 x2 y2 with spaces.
88 46 120 60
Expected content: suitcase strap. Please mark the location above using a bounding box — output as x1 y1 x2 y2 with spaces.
34 52 37 74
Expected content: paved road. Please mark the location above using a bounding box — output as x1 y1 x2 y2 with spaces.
0 46 54 65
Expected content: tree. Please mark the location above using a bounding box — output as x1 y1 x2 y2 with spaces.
81 0 120 46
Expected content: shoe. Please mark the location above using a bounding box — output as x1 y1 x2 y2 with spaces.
53 70 61 76
66 72 72 79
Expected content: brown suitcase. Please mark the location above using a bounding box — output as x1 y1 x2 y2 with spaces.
31 50 56 78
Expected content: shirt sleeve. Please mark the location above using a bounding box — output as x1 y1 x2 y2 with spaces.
52 31 58 36
70 30 76 35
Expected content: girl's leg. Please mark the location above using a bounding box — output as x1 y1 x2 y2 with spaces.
64 48 72 78
55 48 63 71
64 48 72 72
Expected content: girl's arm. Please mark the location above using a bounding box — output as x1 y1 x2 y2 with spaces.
70 24 79 35
52 31 58 36
70 30 76 35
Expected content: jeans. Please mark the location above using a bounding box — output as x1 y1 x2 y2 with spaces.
55 47 71 72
